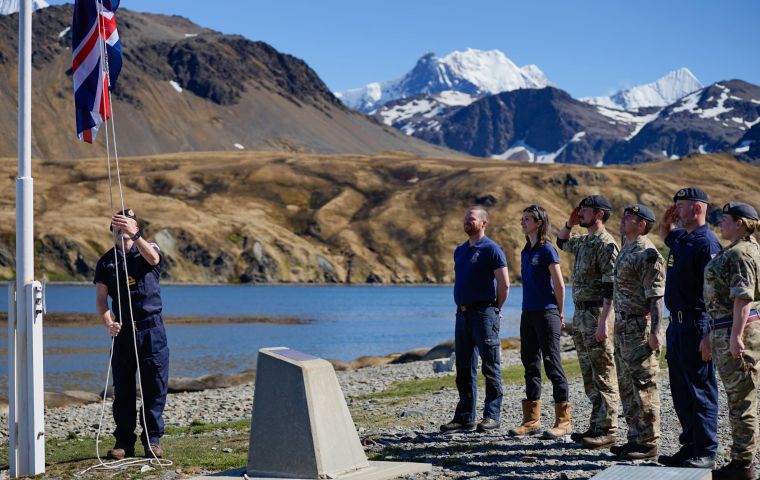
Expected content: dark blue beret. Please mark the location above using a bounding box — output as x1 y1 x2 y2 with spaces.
722 202 759 221
624 204 656 222
579 195 612 211
116 208 136 219
673 187 709 203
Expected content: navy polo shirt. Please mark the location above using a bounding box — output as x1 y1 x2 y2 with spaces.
521 242 560 311
453 235 508 306
664 224 722 313
94 244 163 322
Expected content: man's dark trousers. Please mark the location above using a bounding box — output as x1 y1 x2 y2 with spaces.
453 306 503 422
112 315 170 447
665 313 718 459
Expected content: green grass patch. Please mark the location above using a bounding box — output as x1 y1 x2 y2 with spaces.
0 419 252 478
356 358 581 401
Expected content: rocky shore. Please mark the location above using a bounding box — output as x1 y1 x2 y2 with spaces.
1 337 756 479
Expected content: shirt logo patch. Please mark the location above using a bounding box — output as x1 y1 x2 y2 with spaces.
127 276 136 287
470 251 480 263
531 254 539 266
667 255 674 267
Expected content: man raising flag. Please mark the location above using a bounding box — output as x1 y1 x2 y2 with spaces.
72 0 122 143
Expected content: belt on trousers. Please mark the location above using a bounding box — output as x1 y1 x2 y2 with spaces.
575 300 604 310
672 309 705 323
618 311 648 321
458 301 496 312
119 315 161 332
712 309 760 330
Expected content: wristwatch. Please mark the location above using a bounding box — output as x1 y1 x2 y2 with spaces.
131 230 143 241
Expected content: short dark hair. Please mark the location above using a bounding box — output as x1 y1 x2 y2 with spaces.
467 205 489 222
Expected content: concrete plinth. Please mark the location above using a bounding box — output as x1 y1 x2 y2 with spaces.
591 465 711 479
190 347 431 479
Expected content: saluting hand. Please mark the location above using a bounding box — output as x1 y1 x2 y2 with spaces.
568 207 581 227
661 205 677 227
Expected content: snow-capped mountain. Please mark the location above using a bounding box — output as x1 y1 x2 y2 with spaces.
582 68 703 110
335 49 551 113
0 0 49 15
412 79 760 165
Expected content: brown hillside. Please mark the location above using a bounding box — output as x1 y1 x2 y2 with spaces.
0 152 757 283
0 5 452 159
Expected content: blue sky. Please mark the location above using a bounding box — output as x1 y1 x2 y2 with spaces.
50 0 760 97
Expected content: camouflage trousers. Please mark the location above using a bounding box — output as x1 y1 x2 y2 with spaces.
711 321 760 461
572 305 619 434
614 314 660 448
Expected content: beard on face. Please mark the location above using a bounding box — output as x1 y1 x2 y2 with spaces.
579 218 593 228
464 223 480 235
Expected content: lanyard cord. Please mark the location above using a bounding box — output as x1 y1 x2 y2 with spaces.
79 1 172 473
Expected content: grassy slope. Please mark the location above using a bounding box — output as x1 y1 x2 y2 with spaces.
0 152 756 284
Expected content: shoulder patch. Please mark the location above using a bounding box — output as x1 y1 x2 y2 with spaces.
643 248 659 263
606 243 617 256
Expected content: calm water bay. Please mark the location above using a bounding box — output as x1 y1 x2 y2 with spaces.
0 284 575 395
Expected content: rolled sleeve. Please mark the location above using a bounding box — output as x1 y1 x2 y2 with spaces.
599 242 619 284
560 234 582 254
641 249 666 300
729 253 756 301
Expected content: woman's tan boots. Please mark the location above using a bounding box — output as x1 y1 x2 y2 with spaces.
542 401 572 439
508 399 542 437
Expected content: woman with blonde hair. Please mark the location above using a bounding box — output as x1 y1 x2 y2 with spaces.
509 204 571 440
704 202 760 480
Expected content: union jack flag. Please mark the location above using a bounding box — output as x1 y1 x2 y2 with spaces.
72 0 122 143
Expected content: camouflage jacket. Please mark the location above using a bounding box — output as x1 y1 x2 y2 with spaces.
560 228 619 303
704 238 760 320
614 236 665 316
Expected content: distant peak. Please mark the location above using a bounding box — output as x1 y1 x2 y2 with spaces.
582 67 703 110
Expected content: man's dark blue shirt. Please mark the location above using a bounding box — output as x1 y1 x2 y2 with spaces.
94 244 163 322
521 242 560 311
664 224 722 314
454 235 507 306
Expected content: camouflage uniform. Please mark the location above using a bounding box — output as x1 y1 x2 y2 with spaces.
705 238 760 462
613 236 665 448
561 228 620 434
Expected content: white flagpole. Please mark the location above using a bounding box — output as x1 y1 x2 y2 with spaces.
9 0 46 476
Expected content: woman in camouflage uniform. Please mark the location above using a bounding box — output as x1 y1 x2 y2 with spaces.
704 202 760 480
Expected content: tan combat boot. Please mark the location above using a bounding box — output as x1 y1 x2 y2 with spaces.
508 399 541 437
542 401 572 439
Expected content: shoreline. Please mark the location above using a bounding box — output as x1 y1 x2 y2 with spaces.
0 345 752 479
0 311 313 326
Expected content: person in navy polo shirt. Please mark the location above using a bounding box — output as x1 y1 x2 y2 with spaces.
94 209 169 461
657 187 722 469
509 204 571 440
441 206 510 433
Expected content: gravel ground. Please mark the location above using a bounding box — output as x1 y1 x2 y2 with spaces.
0 342 754 479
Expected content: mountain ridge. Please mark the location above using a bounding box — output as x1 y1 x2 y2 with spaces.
0 4 453 159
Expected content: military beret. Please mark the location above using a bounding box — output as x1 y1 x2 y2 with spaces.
116 208 136 219
673 187 709 203
722 202 759 221
579 195 612 211
624 204 656 222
